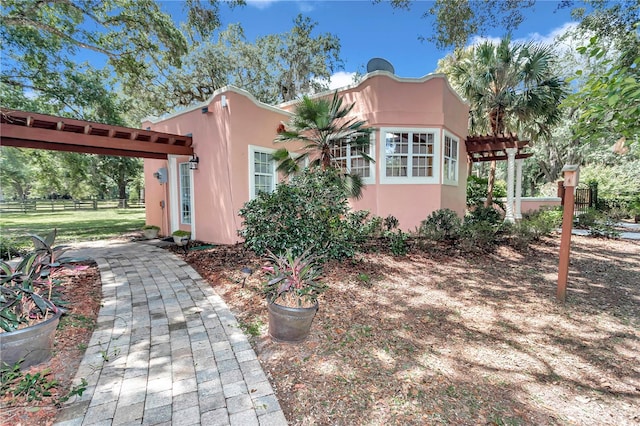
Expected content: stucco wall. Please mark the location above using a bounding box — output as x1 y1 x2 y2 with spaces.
342 73 469 229
143 89 289 244
143 73 470 243
143 159 168 236
521 197 562 213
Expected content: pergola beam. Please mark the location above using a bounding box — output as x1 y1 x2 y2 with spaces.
0 108 193 159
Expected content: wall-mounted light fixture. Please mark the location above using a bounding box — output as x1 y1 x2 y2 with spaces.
201 106 209 114
189 154 199 170
221 95 228 108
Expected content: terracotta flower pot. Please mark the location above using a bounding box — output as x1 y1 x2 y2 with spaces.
0 310 63 369
267 301 318 343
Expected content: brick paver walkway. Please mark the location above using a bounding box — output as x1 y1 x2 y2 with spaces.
54 241 286 426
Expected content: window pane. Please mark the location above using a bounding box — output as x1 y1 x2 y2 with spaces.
179 163 191 224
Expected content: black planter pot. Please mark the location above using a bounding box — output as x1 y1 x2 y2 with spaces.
0 310 63 369
268 301 318 343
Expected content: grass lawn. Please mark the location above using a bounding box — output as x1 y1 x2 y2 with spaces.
0 209 146 249
183 236 640 425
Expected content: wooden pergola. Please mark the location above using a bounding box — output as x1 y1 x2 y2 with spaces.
465 133 532 163
0 108 193 159
465 133 532 222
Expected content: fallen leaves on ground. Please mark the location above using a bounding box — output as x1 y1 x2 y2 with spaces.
184 236 640 425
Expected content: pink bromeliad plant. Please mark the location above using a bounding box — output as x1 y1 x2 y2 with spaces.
262 248 327 308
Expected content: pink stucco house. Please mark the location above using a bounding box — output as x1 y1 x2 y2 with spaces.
142 71 469 244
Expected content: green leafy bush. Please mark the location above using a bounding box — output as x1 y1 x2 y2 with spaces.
575 208 599 229
0 237 22 261
465 206 503 226
589 216 621 239
523 207 562 239
344 210 384 243
466 176 506 208
383 215 400 231
507 221 536 251
239 168 357 260
459 221 500 251
418 209 462 242
387 230 408 256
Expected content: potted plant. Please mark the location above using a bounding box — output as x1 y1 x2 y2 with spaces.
262 249 327 343
142 224 160 239
172 230 191 246
0 230 84 368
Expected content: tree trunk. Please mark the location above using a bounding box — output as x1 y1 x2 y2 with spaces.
118 173 128 208
484 160 497 208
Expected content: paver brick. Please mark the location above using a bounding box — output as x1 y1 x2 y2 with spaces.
172 391 199 411
171 405 201 426
201 408 230 426
53 242 284 426
229 409 259 426
226 394 253 414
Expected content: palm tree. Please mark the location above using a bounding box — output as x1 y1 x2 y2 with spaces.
273 92 374 199
448 38 567 206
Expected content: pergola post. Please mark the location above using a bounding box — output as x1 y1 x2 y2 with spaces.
515 158 523 220
505 148 517 223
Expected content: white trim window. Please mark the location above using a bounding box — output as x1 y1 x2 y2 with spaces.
443 131 459 185
381 128 439 184
329 135 375 184
249 146 277 199
179 162 192 224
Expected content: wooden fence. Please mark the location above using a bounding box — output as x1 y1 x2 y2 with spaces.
0 199 145 214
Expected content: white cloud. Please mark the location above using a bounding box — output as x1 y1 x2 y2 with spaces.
468 22 584 53
246 0 314 12
468 35 503 46
523 22 579 45
328 71 357 90
246 0 278 10
298 2 314 13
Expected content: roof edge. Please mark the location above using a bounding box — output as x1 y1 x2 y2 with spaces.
142 85 291 124
277 71 469 108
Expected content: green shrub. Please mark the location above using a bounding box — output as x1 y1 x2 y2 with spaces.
239 168 357 260
418 209 462 242
465 206 503 226
387 230 408 256
523 207 562 239
459 221 500 251
171 230 190 237
383 215 400 231
345 210 384 243
0 236 22 260
589 216 621 239
575 208 599 229
507 221 536 251
466 175 506 208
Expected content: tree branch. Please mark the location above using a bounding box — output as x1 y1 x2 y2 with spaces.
2 16 118 60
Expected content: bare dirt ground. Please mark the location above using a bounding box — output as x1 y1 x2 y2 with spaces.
0 264 101 426
185 236 640 425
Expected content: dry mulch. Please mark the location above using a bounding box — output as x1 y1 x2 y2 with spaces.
183 236 640 425
3 235 637 425
0 264 102 426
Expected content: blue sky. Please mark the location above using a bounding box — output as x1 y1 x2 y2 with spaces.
168 0 579 86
